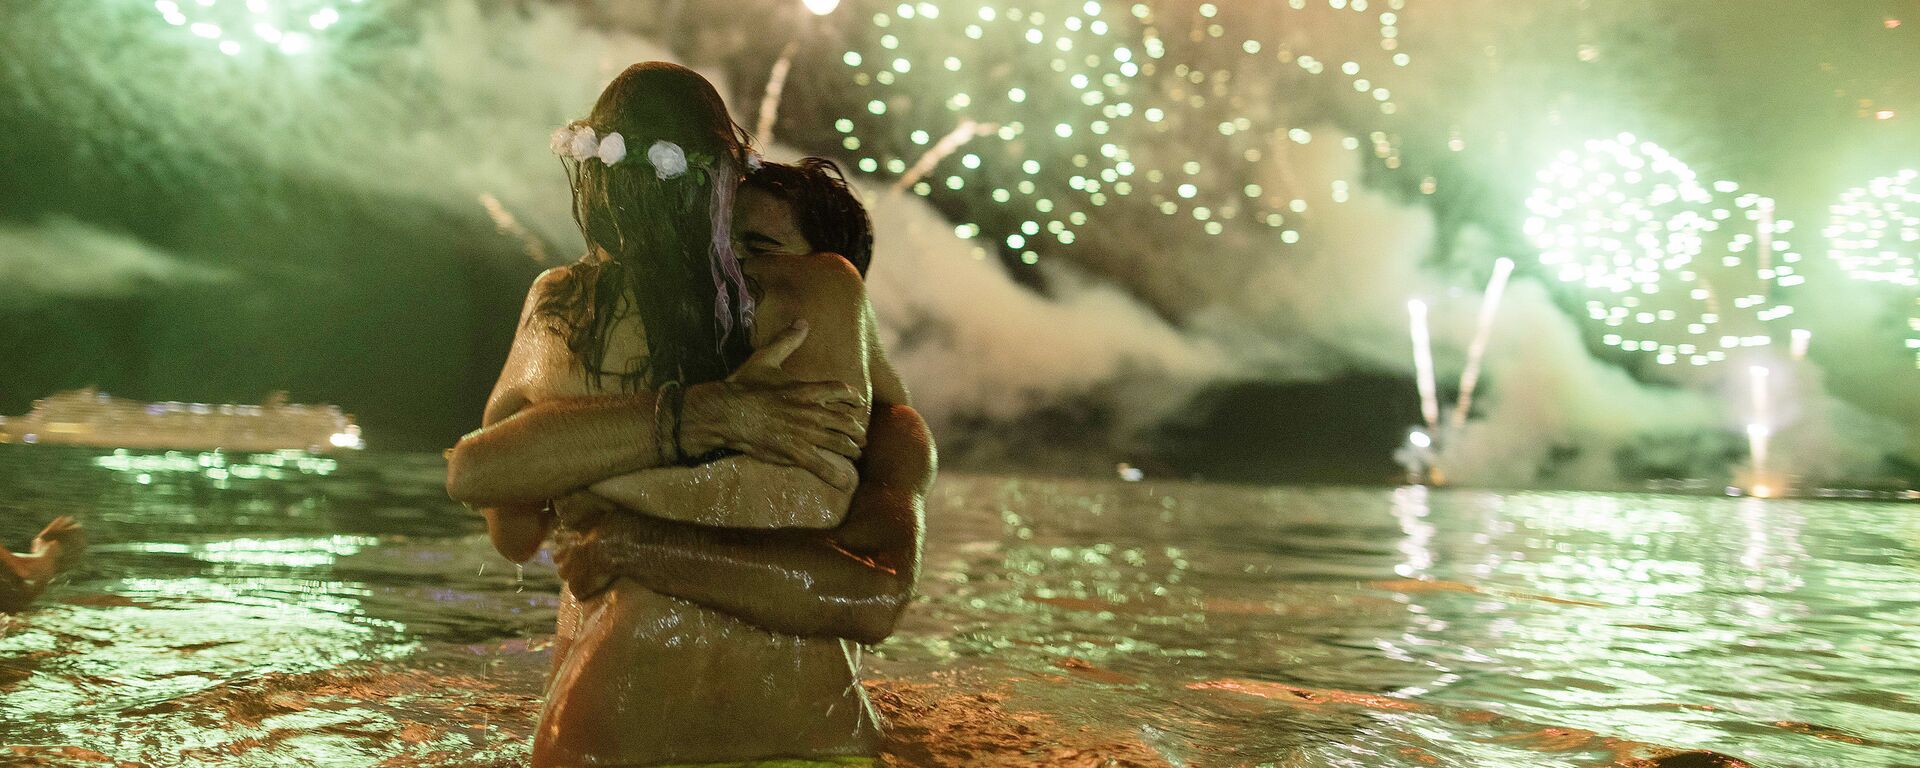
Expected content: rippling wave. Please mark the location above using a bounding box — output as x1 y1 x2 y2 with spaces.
1 447 1915 766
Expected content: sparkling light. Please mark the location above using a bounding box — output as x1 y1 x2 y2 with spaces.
148 0 365 56
328 425 364 449
1449 257 1514 430
1747 365 1772 486
1826 170 1919 287
831 0 1414 264
1408 299 1440 433
1525 135 1801 367
1826 170 1920 366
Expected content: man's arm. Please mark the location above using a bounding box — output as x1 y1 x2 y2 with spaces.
583 252 875 530
865 301 911 408
555 404 933 644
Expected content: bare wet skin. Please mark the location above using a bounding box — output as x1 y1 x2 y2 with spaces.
495 252 879 766
3 446 1917 767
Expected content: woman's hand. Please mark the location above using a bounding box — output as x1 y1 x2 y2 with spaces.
484 506 552 564
682 321 868 490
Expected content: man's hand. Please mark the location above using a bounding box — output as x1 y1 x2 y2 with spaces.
545 403 931 644
683 321 868 491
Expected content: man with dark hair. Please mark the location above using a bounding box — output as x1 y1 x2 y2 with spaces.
735 158 909 406
741 158 875 276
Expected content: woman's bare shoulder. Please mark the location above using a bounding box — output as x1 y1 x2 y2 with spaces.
499 264 604 406
523 264 587 313
534 264 574 289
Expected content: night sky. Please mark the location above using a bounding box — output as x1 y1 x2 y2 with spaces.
1 0 1914 487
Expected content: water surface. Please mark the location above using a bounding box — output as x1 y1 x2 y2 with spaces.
2 446 1916 766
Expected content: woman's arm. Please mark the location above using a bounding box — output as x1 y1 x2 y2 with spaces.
585 252 875 529
447 269 866 534
445 268 679 509
443 268 636 561
583 317 903 526
555 404 934 644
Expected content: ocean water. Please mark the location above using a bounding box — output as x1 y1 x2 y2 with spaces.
0 445 1916 767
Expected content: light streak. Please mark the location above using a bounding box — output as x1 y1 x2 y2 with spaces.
1449 257 1514 430
1409 299 1440 434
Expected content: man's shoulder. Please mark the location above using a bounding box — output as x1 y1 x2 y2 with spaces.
746 252 864 297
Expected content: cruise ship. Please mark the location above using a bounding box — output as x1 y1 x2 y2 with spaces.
0 388 364 453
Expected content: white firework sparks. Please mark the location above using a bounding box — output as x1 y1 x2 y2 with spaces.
1524 134 1802 367
149 0 370 57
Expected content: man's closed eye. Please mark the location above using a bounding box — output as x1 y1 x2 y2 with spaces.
741 232 784 257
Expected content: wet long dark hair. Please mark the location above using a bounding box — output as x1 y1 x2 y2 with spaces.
536 62 755 391
745 158 875 276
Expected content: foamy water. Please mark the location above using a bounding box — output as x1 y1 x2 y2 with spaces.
1 445 1916 766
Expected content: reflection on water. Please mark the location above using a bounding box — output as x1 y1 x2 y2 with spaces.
92 448 341 486
1 445 1917 766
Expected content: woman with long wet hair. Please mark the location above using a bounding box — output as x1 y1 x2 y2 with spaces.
445 62 888 766
540 65 755 395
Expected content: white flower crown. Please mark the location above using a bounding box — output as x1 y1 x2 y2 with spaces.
550 123 764 179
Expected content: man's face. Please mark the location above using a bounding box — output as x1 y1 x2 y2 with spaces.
734 186 811 258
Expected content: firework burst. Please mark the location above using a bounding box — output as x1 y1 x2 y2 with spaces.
829 0 1416 267
1524 134 1802 368
1826 170 1920 367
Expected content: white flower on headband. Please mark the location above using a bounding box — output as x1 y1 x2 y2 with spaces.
596 132 627 166
648 140 688 179
550 124 699 177
568 126 600 163
746 151 764 171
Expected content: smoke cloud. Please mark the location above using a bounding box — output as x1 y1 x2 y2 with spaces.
0 218 230 298
0 0 1909 482
851 174 1233 420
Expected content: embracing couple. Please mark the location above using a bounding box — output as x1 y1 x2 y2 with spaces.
444 62 934 767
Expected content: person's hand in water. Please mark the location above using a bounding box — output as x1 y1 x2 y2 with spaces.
31 517 85 575
33 516 84 556
684 320 869 491
2 515 85 610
